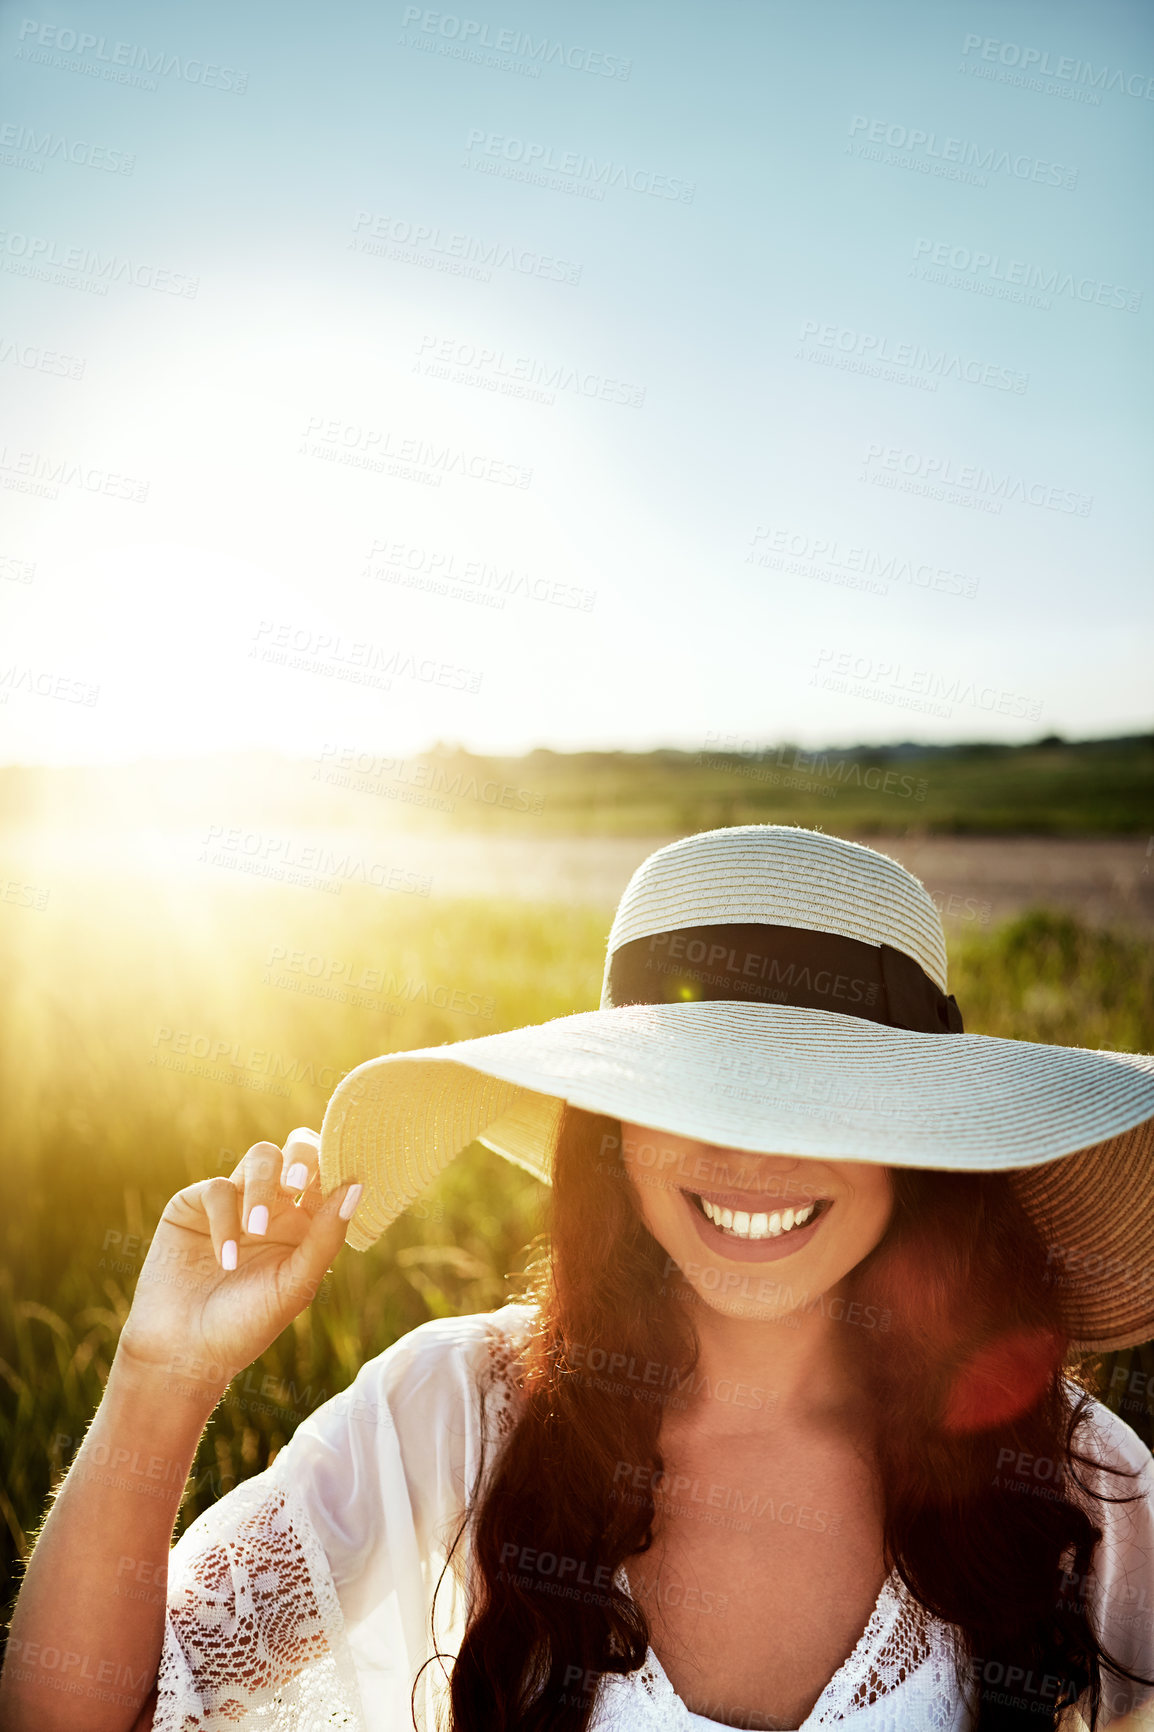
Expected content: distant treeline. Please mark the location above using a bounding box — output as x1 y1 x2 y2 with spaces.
0 733 1151 835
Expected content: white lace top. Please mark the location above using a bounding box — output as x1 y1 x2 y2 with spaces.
155 1303 1154 1732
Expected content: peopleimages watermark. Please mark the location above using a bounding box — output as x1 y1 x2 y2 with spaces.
964 1656 1080 1717
1 876 51 911
0 445 148 503
14 18 249 93
707 1056 912 1121
398 8 631 79
0 229 199 298
463 129 695 202
846 115 1078 189
315 742 546 816
613 1458 844 1537
363 536 595 612
929 891 992 927
642 927 883 1014
810 647 1043 723
795 321 1027 396
910 237 1141 314
152 1026 350 1094
1044 1240 1144 1294
656 1250 893 1332
55 1430 195 1496
859 443 1092 517
299 414 531 490
249 620 484 696
0 121 135 175
0 664 99 706
698 733 929 802
567 1338 774 1413
0 335 85 379
1108 1363 1154 1421
350 210 583 286
263 942 496 1018
4 1638 149 1711
197 825 434 896
414 333 645 408
746 524 978 600
960 33 1154 101
689 746 832 803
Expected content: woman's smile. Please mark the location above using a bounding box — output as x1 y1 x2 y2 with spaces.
680 1183 834 1261
621 1120 893 1320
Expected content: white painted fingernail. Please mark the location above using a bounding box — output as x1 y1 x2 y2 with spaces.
248 1204 269 1236
285 1162 309 1190
338 1183 363 1221
222 1239 237 1271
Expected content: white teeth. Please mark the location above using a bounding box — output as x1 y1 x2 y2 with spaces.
699 1197 820 1240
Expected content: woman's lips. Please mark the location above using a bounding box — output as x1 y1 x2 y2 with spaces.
679 1187 832 1263
690 1186 822 1213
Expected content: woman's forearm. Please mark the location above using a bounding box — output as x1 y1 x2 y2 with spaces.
0 1347 222 1732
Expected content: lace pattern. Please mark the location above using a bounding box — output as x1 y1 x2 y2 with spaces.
154 1307 535 1732
591 1568 968 1731
813 1574 961 1728
155 1469 367 1731
477 1305 532 1450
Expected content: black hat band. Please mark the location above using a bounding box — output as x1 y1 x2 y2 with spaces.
606 923 964 1035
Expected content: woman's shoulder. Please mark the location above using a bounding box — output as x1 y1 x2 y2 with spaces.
1060 1380 1154 1580
1064 1380 1154 1480
370 1297 538 1365
1060 1384 1154 1724
266 1302 539 1514
344 1299 539 1415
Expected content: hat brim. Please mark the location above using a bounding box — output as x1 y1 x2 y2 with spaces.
318 1002 1154 1352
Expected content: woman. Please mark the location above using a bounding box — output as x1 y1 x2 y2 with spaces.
4 824 1154 1732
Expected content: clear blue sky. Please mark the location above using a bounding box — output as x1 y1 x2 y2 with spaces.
1 0 1151 762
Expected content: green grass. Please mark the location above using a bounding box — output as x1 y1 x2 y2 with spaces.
498 736 1154 835
2 873 1153 1614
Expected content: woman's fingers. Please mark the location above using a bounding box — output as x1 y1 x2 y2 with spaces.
219 1129 327 1253
237 1139 285 1237
197 1175 243 1270
281 1177 363 1302
280 1126 320 1199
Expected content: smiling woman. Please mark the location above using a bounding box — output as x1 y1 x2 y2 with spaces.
599 1127 1065 1728
623 1126 893 1279
4 825 1154 1732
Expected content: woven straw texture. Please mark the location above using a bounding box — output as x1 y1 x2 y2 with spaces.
603 826 949 994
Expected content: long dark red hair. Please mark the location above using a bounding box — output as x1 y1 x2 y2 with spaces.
429 1108 1152 1731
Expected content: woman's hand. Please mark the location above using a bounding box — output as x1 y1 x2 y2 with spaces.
113 1130 361 1403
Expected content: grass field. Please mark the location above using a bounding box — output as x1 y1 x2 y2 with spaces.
2 860 1154 1614
2 732 1152 838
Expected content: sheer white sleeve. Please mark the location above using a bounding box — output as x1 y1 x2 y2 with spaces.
154 1304 533 1732
1071 1396 1154 1728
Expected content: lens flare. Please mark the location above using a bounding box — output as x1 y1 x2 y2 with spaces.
942 1327 1064 1434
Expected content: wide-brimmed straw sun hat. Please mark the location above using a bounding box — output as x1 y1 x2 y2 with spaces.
318 825 1154 1352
